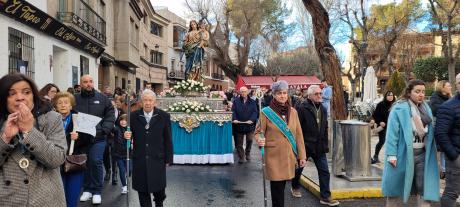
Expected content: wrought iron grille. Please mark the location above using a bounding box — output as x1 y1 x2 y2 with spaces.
8 27 35 79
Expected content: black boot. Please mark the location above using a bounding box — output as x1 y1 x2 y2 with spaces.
371 155 380 164
112 170 118 185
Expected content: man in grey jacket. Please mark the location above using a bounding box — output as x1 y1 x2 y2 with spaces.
75 75 115 205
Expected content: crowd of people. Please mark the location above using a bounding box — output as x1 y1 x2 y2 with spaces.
0 73 172 207
1 71 460 207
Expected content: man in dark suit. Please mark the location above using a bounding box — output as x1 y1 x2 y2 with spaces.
124 89 173 207
291 85 339 206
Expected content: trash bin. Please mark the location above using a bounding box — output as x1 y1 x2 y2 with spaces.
333 120 381 181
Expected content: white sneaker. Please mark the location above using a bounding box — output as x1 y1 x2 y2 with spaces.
80 192 92 202
121 186 128 194
92 195 102 205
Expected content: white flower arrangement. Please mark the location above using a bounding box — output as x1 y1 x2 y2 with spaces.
173 80 209 95
167 100 213 114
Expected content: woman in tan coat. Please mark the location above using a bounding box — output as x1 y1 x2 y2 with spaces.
256 80 306 207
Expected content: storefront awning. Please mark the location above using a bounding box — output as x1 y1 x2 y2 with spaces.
236 75 321 90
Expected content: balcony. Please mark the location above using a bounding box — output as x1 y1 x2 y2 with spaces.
57 0 106 44
168 70 186 80
212 73 224 80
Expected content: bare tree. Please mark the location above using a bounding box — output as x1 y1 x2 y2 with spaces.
302 0 347 120
429 0 460 86
184 0 292 82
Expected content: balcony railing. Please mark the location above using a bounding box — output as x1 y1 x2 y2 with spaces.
212 73 224 80
58 0 106 44
168 70 186 79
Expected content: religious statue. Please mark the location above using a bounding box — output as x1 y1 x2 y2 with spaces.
183 20 209 81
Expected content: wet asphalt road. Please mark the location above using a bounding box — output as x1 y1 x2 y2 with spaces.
78 145 441 207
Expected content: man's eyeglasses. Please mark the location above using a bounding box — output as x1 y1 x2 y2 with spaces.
314 92 322 96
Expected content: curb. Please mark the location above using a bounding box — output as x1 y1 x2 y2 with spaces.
300 175 383 200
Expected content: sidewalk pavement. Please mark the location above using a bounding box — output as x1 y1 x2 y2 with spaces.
301 134 460 203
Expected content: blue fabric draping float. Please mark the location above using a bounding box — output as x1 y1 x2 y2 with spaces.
169 112 233 164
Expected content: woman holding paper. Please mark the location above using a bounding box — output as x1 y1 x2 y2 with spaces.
255 80 307 207
53 92 91 207
0 73 67 206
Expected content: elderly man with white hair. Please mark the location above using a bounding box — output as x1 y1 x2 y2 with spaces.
124 89 173 207
232 86 259 163
291 84 339 206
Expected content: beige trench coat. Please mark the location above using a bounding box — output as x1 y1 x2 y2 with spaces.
0 111 67 207
255 107 306 181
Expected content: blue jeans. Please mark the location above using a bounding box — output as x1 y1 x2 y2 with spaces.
116 158 132 186
62 171 84 207
292 153 331 199
83 141 106 195
441 152 446 172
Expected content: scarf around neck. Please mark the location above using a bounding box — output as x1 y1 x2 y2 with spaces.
409 100 432 143
269 98 290 123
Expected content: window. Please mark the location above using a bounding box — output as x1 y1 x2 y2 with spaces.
80 55 89 76
173 26 185 47
59 0 67 13
122 78 126 89
99 0 106 19
136 78 140 93
171 59 175 71
130 18 138 46
144 44 148 58
8 28 34 79
143 11 147 24
150 21 162 37
115 76 119 88
151 51 163 65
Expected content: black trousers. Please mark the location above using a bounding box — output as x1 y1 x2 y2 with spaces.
103 143 117 180
270 180 286 207
374 130 386 158
138 189 166 207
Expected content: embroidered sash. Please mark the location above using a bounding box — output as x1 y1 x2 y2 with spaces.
261 107 298 156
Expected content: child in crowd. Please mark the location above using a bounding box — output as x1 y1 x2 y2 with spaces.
113 114 132 194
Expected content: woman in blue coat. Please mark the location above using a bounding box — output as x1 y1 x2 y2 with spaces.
382 80 439 206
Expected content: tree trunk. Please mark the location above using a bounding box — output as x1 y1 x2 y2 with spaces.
448 60 456 86
302 0 347 120
350 81 356 103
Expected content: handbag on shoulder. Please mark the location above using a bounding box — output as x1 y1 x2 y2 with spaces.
64 139 87 173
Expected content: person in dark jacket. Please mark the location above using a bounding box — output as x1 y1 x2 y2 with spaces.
232 86 258 163
262 89 273 108
53 92 91 207
371 91 395 164
124 89 173 207
75 75 115 205
430 80 452 179
430 80 452 116
113 114 131 194
292 85 339 206
436 73 460 206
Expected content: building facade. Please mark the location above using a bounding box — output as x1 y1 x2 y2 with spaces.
0 0 103 89
343 32 435 94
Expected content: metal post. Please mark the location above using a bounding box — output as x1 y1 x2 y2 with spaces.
125 84 132 207
255 88 267 207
